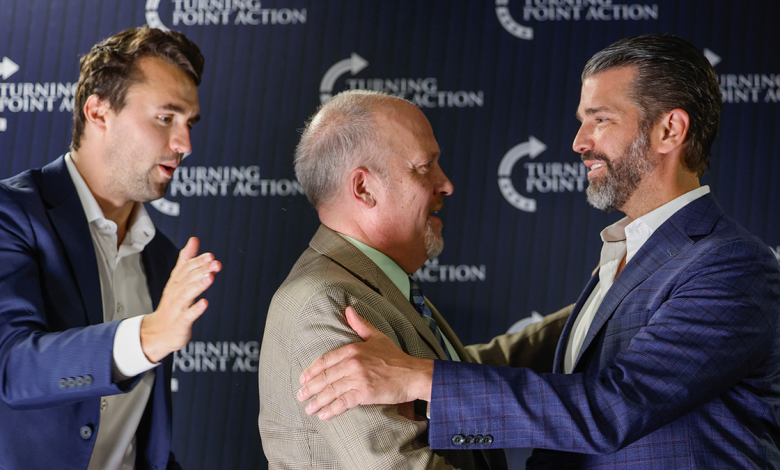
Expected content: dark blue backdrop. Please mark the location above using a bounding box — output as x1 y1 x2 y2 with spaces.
1 0 778 468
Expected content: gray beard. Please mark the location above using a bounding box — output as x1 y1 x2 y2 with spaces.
585 132 655 212
424 223 444 259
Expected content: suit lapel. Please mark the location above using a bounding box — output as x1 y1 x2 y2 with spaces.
41 157 103 326
309 225 449 360
571 194 723 371
553 274 599 374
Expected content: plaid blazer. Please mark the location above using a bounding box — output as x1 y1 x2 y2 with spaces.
428 193 780 469
258 225 507 469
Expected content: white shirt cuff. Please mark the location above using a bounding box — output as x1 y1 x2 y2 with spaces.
112 315 158 381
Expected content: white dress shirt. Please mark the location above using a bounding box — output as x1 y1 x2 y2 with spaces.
65 154 160 470
563 186 711 374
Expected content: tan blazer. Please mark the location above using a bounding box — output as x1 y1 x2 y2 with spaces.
258 225 570 469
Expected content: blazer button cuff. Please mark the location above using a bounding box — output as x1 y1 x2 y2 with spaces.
483 435 494 445
79 425 93 440
452 434 465 446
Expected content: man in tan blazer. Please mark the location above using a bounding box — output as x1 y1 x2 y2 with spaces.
258 90 569 469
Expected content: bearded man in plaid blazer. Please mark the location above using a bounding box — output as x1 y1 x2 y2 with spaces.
258 90 569 469
296 35 780 469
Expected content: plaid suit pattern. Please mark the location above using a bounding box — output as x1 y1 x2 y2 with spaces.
258 225 506 470
428 194 780 469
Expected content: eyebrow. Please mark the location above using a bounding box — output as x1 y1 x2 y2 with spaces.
160 103 201 123
576 106 611 121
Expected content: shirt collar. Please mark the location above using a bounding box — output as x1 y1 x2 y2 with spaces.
599 185 711 263
64 153 156 250
339 233 411 300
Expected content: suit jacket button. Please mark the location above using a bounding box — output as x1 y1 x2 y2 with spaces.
451 434 465 446
464 435 475 446
67 377 76 388
473 434 483 445
84 375 93 386
59 378 68 389
79 425 93 440
483 434 494 445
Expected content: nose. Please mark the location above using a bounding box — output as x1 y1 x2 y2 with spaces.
170 125 192 155
572 124 593 154
437 169 454 196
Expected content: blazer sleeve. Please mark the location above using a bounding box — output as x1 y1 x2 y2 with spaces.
428 238 780 454
274 287 469 469
0 188 128 409
464 305 572 372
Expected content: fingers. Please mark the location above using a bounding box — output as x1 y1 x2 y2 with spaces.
172 237 200 274
299 345 348 386
315 390 363 420
345 306 378 340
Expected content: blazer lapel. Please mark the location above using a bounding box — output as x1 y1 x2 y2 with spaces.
572 193 723 371
41 156 103 326
552 274 599 374
309 225 449 360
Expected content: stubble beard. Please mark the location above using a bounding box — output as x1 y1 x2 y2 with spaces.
585 130 655 212
105 140 172 203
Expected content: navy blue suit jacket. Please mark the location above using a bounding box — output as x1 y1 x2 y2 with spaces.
429 194 780 468
0 157 180 470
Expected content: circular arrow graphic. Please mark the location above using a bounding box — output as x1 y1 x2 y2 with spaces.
497 136 547 213
146 0 169 31
319 53 369 104
495 0 533 40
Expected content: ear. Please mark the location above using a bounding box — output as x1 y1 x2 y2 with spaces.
82 94 112 133
348 167 378 209
653 108 690 155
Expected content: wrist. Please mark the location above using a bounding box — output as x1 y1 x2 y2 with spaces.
412 358 434 402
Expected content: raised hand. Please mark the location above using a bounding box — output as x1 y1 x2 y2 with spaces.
140 237 221 363
297 306 434 420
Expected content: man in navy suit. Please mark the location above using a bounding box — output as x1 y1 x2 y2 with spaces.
296 35 780 468
0 27 221 469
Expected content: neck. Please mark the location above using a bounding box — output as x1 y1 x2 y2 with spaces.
620 161 700 221
70 149 134 246
319 209 423 275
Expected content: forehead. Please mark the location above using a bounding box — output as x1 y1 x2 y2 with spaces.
375 101 439 159
125 56 199 112
577 66 638 117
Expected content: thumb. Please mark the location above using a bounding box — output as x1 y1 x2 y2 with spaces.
345 306 377 340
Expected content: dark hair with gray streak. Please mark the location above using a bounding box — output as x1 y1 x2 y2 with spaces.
582 34 722 177
295 90 403 209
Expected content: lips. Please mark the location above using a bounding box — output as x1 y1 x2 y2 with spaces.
158 162 178 179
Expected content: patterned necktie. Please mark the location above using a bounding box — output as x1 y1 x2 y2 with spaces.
409 278 451 360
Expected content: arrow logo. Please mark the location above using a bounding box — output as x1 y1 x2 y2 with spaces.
495 0 534 40
145 0 170 32
703 48 721 67
497 136 547 212
319 53 369 104
0 57 20 80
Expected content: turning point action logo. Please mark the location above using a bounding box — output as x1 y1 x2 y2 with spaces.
704 48 780 104
498 136 587 212
496 0 658 40
150 154 304 217
146 0 306 29
319 53 484 108
0 56 76 133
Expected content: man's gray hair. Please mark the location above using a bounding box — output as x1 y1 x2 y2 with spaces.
295 90 405 209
